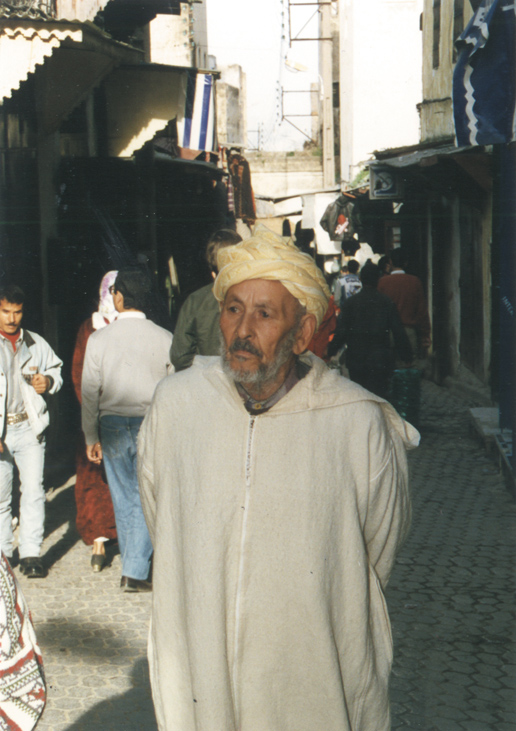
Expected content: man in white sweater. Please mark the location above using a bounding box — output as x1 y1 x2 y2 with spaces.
82 268 173 592
138 228 418 731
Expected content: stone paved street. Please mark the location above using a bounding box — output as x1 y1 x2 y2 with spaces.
13 378 516 730
16 487 156 731
387 380 516 730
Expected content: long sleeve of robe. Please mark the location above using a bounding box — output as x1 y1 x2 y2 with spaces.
138 353 418 731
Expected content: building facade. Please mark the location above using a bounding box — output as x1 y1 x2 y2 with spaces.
0 0 246 469
338 0 423 185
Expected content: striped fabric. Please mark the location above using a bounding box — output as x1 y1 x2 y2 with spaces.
453 0 516 146
178 71 215 152
0 553 45 731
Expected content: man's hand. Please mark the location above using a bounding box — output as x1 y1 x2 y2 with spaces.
86 443 103 465
32 374 50 394
0 439 3 454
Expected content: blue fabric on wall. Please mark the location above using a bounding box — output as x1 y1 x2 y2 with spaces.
453 0 516 146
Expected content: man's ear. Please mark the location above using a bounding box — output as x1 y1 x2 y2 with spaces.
292 313 317 355
113 290 125 312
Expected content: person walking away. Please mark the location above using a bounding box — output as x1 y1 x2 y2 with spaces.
171 229 242 371
377 247 431 358
0 285 63 578
71 271 118 572
378 255 392 277
138 226 418 731
337 258 362 308
328 261 412 399
332 265 348 306
81 268 173 592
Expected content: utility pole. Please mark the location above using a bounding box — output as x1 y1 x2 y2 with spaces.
286 1 336 184
319 1 335 188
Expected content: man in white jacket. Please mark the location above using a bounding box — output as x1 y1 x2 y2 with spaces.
0 285 63 578
138 227 418 731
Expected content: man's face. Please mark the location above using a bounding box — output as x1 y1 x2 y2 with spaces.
0 299 23 334
220 279 305 397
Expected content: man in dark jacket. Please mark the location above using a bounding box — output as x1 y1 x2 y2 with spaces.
328 262 412 398
170 229 242 371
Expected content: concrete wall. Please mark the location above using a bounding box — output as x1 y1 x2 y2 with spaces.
339 0 423 184
246 151 324 199
145 8 192 67
192 0 208 69
216 65 247 147
144 2 208 68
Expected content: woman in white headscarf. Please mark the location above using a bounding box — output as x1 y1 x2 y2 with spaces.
71 272 118 571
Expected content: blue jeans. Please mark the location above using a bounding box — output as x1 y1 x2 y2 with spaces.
100 415 152 581
0 420 46 558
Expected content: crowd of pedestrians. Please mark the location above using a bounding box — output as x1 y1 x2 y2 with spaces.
0 225 431 731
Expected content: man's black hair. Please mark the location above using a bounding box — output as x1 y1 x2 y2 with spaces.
347 259 360 274
114 267 151 311
390 248 408 269
0 284 25 304
360 261 381 288
377 255 391 274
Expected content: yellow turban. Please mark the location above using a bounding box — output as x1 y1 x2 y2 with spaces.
213 225 330 327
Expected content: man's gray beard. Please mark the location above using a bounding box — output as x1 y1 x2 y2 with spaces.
220 325 299 394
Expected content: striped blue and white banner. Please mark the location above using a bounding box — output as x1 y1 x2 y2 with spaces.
178 71 215 152
453 0 516 146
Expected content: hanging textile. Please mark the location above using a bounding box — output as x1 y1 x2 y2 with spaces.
453 0 516 146
178 70 216 153
227 150 256 225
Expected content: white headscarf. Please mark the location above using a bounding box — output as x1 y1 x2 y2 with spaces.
91 270 118 331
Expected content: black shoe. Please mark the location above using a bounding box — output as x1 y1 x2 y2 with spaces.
20 557 46 579
91 554 106 573
120 576 152 593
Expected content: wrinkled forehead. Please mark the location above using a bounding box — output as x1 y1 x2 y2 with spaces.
224 278 301 312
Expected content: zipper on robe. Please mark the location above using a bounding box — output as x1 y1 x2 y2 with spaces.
232 415 257 724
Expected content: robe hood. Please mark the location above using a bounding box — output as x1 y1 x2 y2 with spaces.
192 352 420 450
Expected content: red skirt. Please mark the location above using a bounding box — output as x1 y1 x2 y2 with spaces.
75 434 117 545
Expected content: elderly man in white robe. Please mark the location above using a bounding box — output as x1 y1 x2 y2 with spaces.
138 226 419 731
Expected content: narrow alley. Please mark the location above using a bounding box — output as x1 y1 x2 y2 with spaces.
15 377 516 731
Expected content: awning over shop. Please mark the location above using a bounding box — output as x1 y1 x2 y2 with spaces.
0 18 141 127
371 143 470 169
104 63 188 157
0 22 82 101
370 142 493 194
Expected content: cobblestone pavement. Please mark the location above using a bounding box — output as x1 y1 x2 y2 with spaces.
16 486 156 731
12 378 516 730
387 380 516 730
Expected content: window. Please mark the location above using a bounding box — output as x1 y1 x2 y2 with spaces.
433 0 441 69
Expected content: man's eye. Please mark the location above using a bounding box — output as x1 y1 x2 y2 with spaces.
228 306 239 313
259 310 270 318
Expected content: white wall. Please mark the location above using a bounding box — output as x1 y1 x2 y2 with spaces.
145 3 208 69
192 0 209 68
339 0 423 183
57 0 109 21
